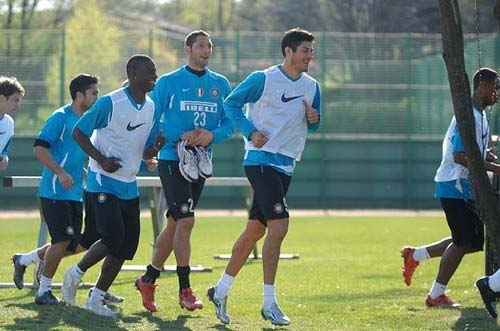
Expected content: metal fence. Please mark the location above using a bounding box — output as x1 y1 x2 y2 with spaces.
1 29 499 136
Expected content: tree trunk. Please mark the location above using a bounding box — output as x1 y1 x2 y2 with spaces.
438 0 500 275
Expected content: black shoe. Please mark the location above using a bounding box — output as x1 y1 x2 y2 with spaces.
476 277 498 318
35 290 61 305
12 254 26 290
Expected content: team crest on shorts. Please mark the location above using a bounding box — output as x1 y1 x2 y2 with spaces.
98 193 107 203
274 203 284 214
66 226 74 235
210 88 219 98
181 203 189 214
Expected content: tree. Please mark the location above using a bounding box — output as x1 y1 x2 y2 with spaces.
45 0 122 110
438 0 500 276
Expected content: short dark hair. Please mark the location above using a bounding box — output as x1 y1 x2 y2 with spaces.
281 28 315 57
69 74 99 100
126 54 154 76
185 30 210 48
473 67 498 90
0 76 25 98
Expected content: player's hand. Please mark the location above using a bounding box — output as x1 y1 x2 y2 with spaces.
153 131 166 152
303 99 319 124
99 157 122 173
487 147 498 162
188 127 214 147
250 130 268 148
180 129 199 143
145 157 158 172
57 171 75 190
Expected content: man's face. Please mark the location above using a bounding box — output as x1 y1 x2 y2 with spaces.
187 35 212 69
483 78 499 106
81 84 99 110
0 92 22 115
135 60 158 92
289 41 314 73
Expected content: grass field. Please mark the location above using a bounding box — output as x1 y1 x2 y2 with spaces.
0 214 497 331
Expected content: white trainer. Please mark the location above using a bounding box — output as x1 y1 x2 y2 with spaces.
194 146 213 178
61 267 80 306
177 140 199 182
207 286 230 324
83 297 116 318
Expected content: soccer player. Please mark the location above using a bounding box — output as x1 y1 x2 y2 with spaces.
207 28 321 326
135 30 234 313
61 55 165 318
401 67 500 307
14 74 99 305
0 76 25 170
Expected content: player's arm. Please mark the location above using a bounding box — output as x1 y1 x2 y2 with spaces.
0 137 12 170
150 77 184 142
306 82 321 133
73 96 122 173
224 72 265 140
210 78 235 144
452 128 500 174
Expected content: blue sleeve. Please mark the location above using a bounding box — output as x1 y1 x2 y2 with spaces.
75 96 113 136
138 160 148 173
212 78 235 143
1 138 11 157
308 82 322 133
38 111 65 145
151 77 183 142
452 126 465 153
144 114 160 150
224 71 266 139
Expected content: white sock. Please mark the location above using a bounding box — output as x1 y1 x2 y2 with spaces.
215 272 235 298
70 265 85 280
19 248 42 266
413 247 430 262
488 269 500 292
263 284 277 309
89 286 106 303
428 281 447 299
37 276 52 295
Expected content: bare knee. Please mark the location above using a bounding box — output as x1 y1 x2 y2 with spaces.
266 219 289 242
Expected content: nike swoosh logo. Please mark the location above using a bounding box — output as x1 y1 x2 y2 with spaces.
127 122 145 131
182 88 191 92
281 93 303 103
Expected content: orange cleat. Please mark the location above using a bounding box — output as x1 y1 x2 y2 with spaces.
425 294 460 308
135 276 158 312
179 287 203 311
401 246 419 286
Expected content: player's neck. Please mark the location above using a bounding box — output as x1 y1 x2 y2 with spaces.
472 93 486 111
127 85 146 104
70 102 85 117
186 63 207 73
280 63 302 80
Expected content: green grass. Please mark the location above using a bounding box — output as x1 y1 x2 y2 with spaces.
0 215 497 330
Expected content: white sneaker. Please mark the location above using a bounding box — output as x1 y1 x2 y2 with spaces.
177 140 199 182
194 146 213 178
84 297 116 318
207 286 230 324
61 267 80 306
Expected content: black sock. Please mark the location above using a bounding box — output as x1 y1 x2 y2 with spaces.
177 265 191 292
142 264 161 284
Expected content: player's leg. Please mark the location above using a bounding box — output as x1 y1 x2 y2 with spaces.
36 199 83 305
426 199 482 308
12 243 49 289
85 196 139 318
401 237 453 286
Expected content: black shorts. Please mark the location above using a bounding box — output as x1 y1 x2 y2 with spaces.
158 160 205 221
40 198 83 253
79 191 100 250
245 165 292 225
440 198 484 250
87 192 140 260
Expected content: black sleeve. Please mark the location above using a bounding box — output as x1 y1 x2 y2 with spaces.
33 139 50 148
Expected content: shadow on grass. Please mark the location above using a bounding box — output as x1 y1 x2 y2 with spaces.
453 307 499 331
132 311 198 330
3 302 128 331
